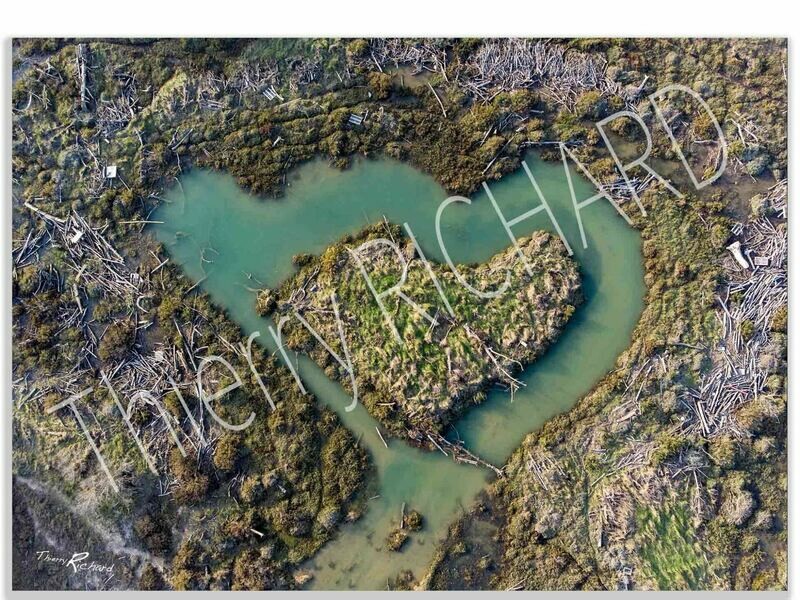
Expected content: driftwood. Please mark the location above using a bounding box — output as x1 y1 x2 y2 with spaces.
98 68 139 136
682 180 787 438
76 43 89 111
459 39 621 109
375 426 389 449
25 203 142 302
425 429 504 477
427 83 447 118
12 226 50 269
363 38 447 76
361 39 622 111
462 323 525 392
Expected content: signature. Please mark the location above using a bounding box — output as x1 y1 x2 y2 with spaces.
35 550 115 578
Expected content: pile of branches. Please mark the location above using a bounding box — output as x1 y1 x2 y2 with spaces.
25 202 143 310
68 135 109 199
57 208 142 302
683 180 787 437
12 226 50 270
287 57 321 94
422 429 504 476
23 203 146 367
460 39 621 108
105 345 181 404
233 62 280 96
605 174 656 204
97 69 140 137
102 339 214 479
365 38 447 76
525 448 567 493
663 444 713 519
152 62 282 114
195 62 282 110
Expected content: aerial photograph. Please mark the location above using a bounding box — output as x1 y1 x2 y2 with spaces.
9 35 788 592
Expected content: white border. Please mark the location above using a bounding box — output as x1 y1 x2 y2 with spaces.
1 1 795 597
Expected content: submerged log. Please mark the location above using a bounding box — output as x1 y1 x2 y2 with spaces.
375 426 388 449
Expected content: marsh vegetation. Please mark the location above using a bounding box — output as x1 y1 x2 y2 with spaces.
12 37 787 590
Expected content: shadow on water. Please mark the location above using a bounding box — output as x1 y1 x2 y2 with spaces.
153 153 644 589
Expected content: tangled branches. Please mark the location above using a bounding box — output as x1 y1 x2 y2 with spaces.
97 69 140 137
683 180 787 438
366 38 447 76
461 39 621 109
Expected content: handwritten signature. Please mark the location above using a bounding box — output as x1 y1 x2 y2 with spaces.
35 550 115 578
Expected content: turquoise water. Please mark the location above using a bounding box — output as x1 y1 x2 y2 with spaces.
153 154 644 589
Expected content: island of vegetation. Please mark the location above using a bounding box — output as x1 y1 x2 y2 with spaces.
262 224 580 442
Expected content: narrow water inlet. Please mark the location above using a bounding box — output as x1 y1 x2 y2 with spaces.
152 153 645 589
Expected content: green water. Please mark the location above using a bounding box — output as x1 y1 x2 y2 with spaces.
153 154 644 589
